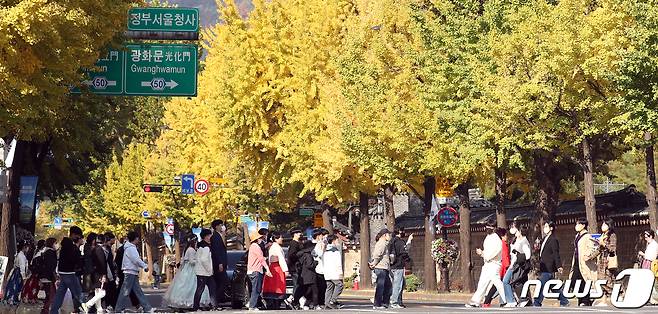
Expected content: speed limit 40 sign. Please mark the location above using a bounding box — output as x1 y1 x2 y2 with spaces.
194 179 210 195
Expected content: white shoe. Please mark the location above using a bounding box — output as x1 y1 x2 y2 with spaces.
300 296 307 308
465 303 479 308
80 304 89 314
302 306 310 311
370 298 375 304
248 308 260 311
504 303 517 307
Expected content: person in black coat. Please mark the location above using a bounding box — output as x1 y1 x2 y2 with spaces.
286 229 304 303
210 219 228 307
293 241 318 309
40 238 58 314
92 232 118 310
533 221 569 307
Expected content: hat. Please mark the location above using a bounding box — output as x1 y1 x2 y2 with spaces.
250 231 264 242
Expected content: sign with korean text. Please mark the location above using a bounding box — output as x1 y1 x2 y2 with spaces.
128 7 199 32
71 49 124 95
181 174 195 195
124 44 198 96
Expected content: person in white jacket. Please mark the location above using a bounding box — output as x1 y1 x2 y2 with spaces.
466 220 507 307
193 229 217 311
322 235 344 309
115 232 154 313
502 224 531 307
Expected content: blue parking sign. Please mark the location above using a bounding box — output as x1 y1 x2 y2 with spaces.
181 174 195 194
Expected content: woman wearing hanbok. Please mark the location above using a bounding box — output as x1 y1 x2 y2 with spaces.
162 237 211 309
262 232 289 309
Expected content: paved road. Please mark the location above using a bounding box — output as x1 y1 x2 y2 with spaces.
141 288 658 313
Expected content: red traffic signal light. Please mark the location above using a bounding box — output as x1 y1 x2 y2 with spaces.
143 184 164 193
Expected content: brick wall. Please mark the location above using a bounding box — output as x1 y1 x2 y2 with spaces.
400 220 650 291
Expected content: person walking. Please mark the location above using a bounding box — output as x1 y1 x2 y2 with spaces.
114 231 154 313
595 219 617 306
311 229 327 309
369 229 392 310
3 241 30 304
295 241 318 310
639 229 658 304
466 220 507 307
193 229 218 311
151 258 161 290
533 221 569 307
82 233 98 299
96 232 117 311
162 236 211 309
389 228 412 309
247 230 272 311
322 234 344 310
502 224 531 307
114 237 139 309
482 227 510 307
286 229 303 307
210 219 228 307
263 232 289 309
39 238 58 314
49 226 86 314
569 218 599 307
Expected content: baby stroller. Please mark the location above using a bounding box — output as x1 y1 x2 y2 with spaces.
508 251 532 306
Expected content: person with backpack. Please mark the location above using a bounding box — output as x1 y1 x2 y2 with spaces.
502 224 530 307
3 241 30 305
39 238 58 314
389 228 412 309
114 237 139 309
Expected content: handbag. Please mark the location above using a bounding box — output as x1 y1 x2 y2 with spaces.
607 253 618 269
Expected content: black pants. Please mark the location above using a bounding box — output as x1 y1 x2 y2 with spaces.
214 270 228 304
291 272 300 300
194 275 217 310
572 263 591 306
316 274 326 306
301 283 319 307
484 285 499 305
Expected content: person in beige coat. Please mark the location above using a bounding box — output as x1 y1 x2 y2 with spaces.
369 229 392 310
569 218 599 307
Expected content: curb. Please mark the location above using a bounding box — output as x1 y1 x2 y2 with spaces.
341 290 472 302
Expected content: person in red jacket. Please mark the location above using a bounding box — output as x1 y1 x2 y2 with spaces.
482 228 510 307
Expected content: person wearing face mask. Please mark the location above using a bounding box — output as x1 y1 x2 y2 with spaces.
501 224 530 307
50 226 86 314
210 219 228 308
533 221 569 307
595 218 617 306
569 218 599 307
465 220 507 307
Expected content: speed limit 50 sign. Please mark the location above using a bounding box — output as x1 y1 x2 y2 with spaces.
194 179 210 195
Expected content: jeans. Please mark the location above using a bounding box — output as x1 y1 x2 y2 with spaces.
374 269 392 307
470 262 506 305
249 272 264 309
325 280 344 307
502 267 515 304
115 274 152 312
49 274 84 314
390 269 406 306
194 275 217 310
533 272 568 306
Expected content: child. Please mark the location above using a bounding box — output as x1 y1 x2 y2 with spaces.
322 235 344 309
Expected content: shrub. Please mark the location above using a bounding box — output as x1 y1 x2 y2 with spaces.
405 274 422 292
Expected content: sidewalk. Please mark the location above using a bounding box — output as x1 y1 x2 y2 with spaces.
341 289 471 303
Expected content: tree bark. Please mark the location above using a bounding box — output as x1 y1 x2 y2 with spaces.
0 140 27 268
645 132 658 231
359 192 372 289
322 206 334 234
532 151 561 243
384 184 396 230
456 182 473 292
582 138 598 233
423 176 437 291
494 167 507 229
142 224 154 282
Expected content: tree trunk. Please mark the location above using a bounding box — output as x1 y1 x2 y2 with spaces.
494 167 507 229
0 140 27 271
582 138 598 233
533 152 561 243
142 224 154 283
322 206 334 234
359 192 372 289
456 182 473 292
384 185 396 230
645 132 658 231
423 176 437 291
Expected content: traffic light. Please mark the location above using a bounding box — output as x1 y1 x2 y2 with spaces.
143 184 164 193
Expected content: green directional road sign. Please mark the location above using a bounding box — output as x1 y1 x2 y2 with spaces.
124 44 198 96
128 7 199 32
71 49 124 95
